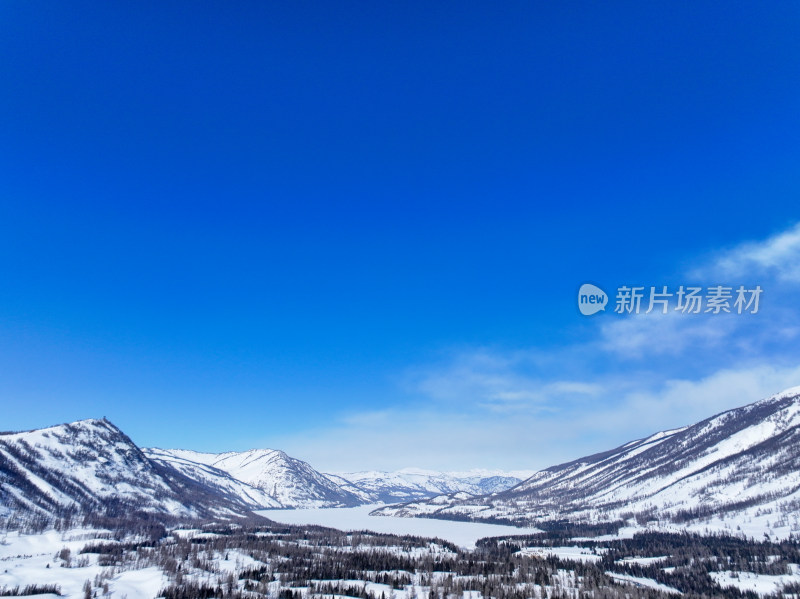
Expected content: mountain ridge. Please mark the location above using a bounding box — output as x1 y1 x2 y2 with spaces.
0 418 245 526
372 386 800 536
143 447 529 507
0 417 529 528
6 386 800 537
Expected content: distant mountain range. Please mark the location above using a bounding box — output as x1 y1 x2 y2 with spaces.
4 387 800 536
329 468 535 504
0 419 529 525
143 449 532 508
144 447 365 508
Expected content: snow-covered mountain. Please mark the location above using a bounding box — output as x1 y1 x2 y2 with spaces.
331 468 533 504
143 450 529 508
375 387 800 533
0 418 245 524
14 386 800 535
0 416 531 529
144 448 366 508
144 448 283 509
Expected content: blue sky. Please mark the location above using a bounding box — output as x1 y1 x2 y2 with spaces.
1 2 800 471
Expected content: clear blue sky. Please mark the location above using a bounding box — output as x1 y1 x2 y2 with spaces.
2 2 799 471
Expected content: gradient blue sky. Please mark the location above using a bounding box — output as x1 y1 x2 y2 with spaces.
2 2 800 471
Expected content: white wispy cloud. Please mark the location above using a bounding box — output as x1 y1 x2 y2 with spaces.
696 221 800 283
599 223 800 359
271 223 800 472
573 363 800 439
409 348 603 411
271 362 800 472
598 309 739 357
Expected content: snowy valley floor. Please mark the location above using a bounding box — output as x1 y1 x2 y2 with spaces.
4 513 800 598
256 505 542 549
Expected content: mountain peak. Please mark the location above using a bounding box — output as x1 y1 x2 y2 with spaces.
758 385 800 405
0 417 231 524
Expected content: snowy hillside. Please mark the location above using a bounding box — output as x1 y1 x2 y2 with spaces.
144 448 365 508
375 387 800 537
0 419 241 524
0 416 534 529
10 386 800 538
143 450 530 508
144 448 282 509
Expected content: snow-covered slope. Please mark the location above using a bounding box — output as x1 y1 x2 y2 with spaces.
145 448 365 508
19 385 800 535
332 468 532 504
375 387 800 532
0 418 242 524
143 449 531 507
0 414 531 525
144 448 282 509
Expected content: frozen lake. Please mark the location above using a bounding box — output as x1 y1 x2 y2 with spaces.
256 504 540 549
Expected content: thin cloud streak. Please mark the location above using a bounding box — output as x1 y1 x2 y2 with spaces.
271 363 800 472
696 221 800 283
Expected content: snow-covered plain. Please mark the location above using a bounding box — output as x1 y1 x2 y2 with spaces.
710 565 800 596
517 546 604 563
606 572 682 595
257 505 540 549
0 529 165 599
